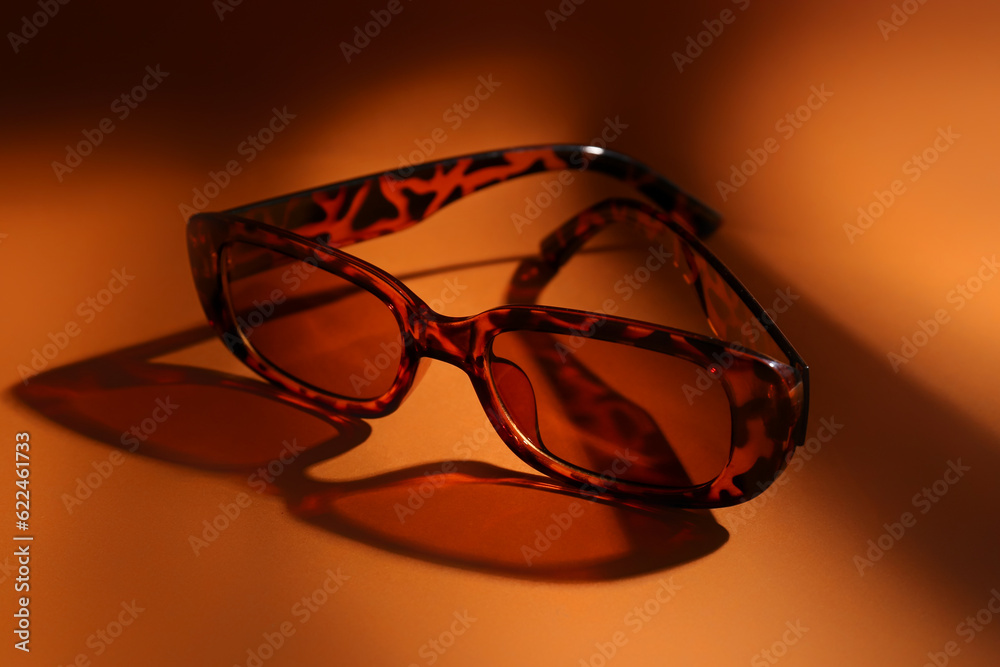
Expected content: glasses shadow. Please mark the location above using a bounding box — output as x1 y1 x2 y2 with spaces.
13 255 728 582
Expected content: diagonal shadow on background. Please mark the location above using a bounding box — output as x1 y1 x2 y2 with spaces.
709 234 1000 613
12 235 1000 597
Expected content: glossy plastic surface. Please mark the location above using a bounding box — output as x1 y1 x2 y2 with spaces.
223 144 722 246
188 159 809 507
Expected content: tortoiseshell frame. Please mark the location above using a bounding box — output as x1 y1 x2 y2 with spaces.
187 145 809 508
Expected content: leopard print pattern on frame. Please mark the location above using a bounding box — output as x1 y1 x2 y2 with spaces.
223 145 722 248
187 206 807 508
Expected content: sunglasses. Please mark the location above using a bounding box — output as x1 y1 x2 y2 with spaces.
186 144 809 508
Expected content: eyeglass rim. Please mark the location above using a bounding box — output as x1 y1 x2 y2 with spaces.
188 208 807 508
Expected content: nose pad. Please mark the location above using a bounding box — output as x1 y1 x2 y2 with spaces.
490 358 542 446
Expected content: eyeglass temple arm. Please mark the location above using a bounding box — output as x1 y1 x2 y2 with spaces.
538 197 708 271
520 198 708 324
222 144 721 248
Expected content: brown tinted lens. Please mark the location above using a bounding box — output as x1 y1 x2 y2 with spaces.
490 331 732 488
224 242 403 400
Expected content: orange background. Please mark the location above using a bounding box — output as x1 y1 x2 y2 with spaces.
3 1 1000 665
